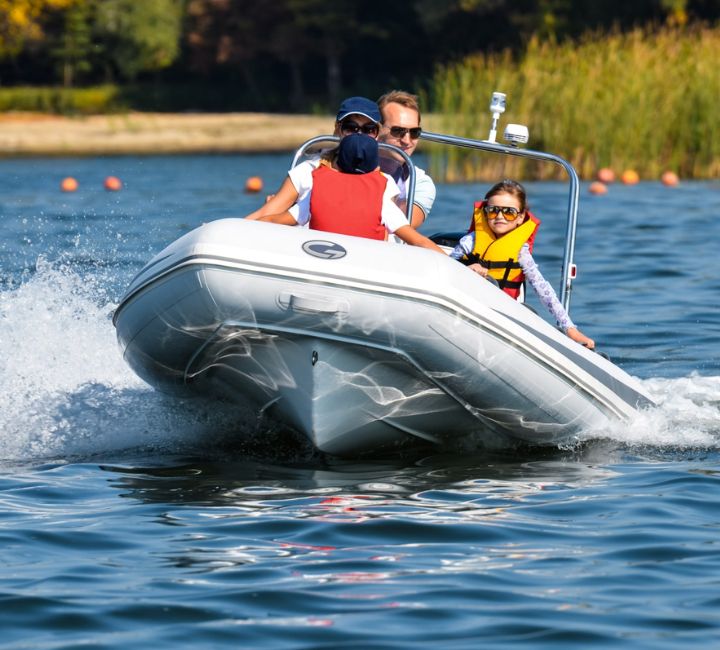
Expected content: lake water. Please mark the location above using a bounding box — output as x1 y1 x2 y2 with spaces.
1 153 719 649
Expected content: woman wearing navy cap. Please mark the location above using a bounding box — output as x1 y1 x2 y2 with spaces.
244 96 383 223
257 134 444 253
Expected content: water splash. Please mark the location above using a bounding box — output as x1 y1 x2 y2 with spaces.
578 374 720 449
0 260 259 462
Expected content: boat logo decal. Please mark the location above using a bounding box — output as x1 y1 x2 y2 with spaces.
302 240 347 260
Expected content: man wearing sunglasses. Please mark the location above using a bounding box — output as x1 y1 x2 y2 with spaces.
377 90 436 229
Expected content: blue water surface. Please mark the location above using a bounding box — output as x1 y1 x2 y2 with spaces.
1 153 719 649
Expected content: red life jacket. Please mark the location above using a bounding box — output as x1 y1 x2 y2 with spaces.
309 164 388 241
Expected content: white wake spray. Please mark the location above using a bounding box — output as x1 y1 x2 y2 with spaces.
594 374 720 448
0 260 258 462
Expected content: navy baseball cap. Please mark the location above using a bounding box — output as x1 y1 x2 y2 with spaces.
336 96 381 124
336 134 379 174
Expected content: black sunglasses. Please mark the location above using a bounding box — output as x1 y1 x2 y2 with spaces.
387 126 422 140
340 120 379 136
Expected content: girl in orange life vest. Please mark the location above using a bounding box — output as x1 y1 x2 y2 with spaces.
257 134 445 254
450 179 595 349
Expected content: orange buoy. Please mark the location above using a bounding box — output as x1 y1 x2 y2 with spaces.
621 169 640 185
245 176 264 193
589 181 608 195
61 177 78 192
104 176 123 191
661 171 679 187
596 167 615 184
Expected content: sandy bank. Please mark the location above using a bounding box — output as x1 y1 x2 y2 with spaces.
0 112 447 157
0 112 335 156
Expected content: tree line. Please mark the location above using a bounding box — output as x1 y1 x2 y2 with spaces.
1 0 719 112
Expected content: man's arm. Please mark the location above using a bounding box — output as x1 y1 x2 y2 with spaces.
394 199 427 228
410 171 436 227
410 203 427 228
244 177 300 220
256 211 297 225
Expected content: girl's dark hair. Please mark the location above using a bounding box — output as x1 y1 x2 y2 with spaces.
485 179 528 212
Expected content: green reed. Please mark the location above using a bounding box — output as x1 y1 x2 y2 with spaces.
429 25 720 181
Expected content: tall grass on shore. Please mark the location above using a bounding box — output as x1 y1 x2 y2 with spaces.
429 25 720 182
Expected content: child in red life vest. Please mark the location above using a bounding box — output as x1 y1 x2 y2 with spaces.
450 179 595 349
257 134 445 253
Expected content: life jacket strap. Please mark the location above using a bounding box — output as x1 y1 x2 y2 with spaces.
462 253 521 272
501 257 514 285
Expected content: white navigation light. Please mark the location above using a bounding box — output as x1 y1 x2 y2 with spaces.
489 92 506 115
504 123 529 147
487 91 506 143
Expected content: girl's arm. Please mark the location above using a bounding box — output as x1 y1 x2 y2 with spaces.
449 233 475 260
566 327 595 348
520 246 595 349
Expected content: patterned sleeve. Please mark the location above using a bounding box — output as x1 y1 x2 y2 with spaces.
450 233 475 260
519 245 576 331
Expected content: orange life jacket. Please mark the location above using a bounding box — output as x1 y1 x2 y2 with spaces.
309 164 387 241
464 200 541 299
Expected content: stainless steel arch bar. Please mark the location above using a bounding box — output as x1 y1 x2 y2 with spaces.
419 131 580 312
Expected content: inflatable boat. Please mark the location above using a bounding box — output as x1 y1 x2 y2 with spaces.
113 118 653 455
113 218 652 456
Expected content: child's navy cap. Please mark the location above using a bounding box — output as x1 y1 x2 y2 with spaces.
336 134 379 174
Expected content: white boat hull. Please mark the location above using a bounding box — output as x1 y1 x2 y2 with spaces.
113 219 653 455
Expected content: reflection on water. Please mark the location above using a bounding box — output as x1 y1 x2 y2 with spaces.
100 446 618 508
95 449 621 595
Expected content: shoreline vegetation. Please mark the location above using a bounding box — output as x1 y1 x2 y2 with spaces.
1 26 718 182
431 25 720 182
